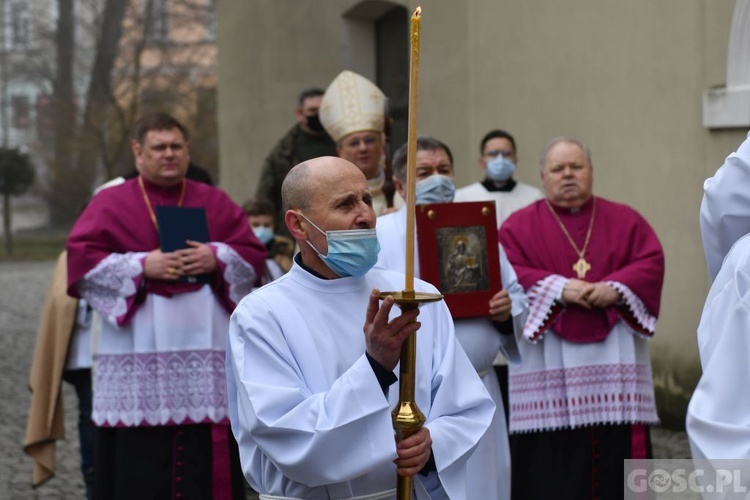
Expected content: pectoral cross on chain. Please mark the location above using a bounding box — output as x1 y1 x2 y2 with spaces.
573 257 591 279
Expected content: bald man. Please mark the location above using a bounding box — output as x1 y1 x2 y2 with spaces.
226 157 494 499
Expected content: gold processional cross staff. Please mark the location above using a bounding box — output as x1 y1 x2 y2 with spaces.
379 7 442 500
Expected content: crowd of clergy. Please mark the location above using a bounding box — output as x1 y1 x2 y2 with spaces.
22 68 750 500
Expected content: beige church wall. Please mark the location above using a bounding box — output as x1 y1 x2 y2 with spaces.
217 0 473 203
462 0 744 427
217 0 379 205
409 0 471 182
218 0 745 427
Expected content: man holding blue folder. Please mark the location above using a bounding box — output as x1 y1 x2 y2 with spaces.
67 112 266 499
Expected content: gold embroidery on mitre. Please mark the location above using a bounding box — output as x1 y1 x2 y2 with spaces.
319 70 386 142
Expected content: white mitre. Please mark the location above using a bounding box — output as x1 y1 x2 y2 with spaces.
319 70 386 143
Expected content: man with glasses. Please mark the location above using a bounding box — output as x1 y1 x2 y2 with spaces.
455 129 543 229
454 129 543 426
319 70 403 216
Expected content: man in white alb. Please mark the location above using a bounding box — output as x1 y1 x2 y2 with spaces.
376 136 527 500
688 131 750 460
226 156 495 499
454 128 542 417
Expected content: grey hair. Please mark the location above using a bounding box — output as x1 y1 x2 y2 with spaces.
281 162 312 212
391 136 454 181
539 136 592 170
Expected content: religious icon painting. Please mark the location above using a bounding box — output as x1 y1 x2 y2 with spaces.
416 201 502 319
437 227 487 293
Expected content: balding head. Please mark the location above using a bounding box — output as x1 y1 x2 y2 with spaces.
282 156 365 213
282 156 375 278
282 161 312 212
540 137 594 208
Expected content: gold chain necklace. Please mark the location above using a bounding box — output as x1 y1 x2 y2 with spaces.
545 198 597 279
138 176 186 229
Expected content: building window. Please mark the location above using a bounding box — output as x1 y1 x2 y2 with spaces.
9 2 31 47
206 0 217 41
36 94 54 140
145 0 169 42
12 94 31 129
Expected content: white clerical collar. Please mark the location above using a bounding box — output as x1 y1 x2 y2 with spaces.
288 258 368 293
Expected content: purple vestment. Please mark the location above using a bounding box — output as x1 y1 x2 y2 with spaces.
67 177 266 324
499 196 664 343
65 176 266 430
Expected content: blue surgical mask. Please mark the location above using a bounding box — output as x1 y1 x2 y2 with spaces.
415 174 455 204
486 156 516 182
296 212 380 277
252 226 275 245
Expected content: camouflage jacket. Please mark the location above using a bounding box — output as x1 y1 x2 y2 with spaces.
255 124 303 238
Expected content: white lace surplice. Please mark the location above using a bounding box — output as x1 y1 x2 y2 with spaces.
79 244 254 427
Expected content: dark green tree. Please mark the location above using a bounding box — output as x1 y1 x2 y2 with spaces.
0 148 36 255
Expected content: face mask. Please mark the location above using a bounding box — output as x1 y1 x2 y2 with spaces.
306 114 325 133
415 174 455 204
296 212 380 277
252 226 274 245
486 156 516 181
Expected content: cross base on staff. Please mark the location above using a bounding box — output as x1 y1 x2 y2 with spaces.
379 290 442 500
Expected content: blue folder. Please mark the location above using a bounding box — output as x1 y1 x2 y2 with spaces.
155 206 212 284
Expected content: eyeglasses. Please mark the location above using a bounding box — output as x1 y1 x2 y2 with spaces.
487 148 513 158
343 136 378 148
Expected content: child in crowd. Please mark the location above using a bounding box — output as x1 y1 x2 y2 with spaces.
243 199 295 286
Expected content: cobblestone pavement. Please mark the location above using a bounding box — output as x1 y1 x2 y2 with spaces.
0 260 86 500
1 260 690 499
